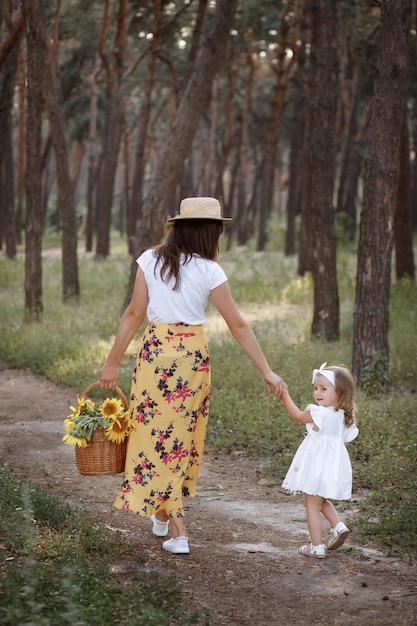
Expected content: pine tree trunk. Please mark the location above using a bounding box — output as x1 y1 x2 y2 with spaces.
394 116 415 279
285 11 307 257
128 19 160 252
24 0 44 319
352 0 411 388
44 35 80 300
308 0 339 340
0 29 20 258
95 0 127 259
257 7 293 252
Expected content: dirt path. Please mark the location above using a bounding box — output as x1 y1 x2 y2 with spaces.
1 369 416 625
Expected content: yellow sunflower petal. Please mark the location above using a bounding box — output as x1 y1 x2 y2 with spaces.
105 413 131 443
68 404 80 418
62 433 88 447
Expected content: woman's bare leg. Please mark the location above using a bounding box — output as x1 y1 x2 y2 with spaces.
169 516 187 539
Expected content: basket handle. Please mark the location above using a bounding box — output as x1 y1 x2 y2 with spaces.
79 381 129 411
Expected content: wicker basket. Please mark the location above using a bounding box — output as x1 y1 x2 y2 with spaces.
75 382 129 476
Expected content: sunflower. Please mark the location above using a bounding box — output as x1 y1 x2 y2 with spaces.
105 411 132 444
64 419 77 432
62 432 88 447
68 397 95 418
101 397 124 418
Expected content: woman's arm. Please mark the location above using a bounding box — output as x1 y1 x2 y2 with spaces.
210 281 286 398
99 268 148 389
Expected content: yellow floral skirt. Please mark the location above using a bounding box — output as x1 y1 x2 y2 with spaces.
113 321 210 518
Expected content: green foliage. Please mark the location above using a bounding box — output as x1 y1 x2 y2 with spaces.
0 463 202 625
361 352 389 393
352 392 417 557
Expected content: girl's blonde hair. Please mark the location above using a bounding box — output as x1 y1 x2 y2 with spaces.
326 365 356 427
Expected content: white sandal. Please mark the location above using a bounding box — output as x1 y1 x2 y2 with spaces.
299 542 327 558
327 522 349 550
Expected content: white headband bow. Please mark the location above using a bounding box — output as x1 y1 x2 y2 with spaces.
312 362 335 386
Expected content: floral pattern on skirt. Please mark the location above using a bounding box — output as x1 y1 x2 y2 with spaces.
113 322 210 518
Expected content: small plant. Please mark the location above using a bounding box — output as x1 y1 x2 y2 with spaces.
361 352 389 393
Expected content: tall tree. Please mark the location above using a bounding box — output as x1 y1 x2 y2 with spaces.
85 0 110 253
127 1 163 254
0 1 22 258
285 5 307 257
308 0 339 340
125 0 239 302
23 0 44 319
394 115 415 279
95 0 128 259
352 0 411 388
43 2 79 300
257 1 295 251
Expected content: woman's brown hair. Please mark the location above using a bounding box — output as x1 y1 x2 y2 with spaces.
326 365 357 427
154 219 224 290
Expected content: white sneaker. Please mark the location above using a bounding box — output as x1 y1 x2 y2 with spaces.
162 537 190 554
150 514 169 537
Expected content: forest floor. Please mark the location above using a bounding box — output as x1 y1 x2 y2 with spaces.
1 368 417 625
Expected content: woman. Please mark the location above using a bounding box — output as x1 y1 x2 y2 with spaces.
100 197 286 554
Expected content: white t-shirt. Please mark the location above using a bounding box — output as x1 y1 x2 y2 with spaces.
137 249 228 324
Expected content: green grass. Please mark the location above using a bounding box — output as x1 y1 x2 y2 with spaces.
0 462 205 625
1 231 417 567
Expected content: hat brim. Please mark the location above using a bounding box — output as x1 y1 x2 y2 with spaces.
166 216 232 223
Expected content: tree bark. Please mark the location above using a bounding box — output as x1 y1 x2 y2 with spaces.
44 23 80 300
127 2 162 253
352 0 411 388
394 115 415 279
15 47 26 245
0 2 23 73
308 0 339 340
23 0 44 319
285 9 307 257
0 14 21 258
257 3 294 251
235 31 255 247
95 0 127 259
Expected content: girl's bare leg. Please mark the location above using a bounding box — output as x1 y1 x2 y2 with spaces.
304 494 325 545
321 498 341 529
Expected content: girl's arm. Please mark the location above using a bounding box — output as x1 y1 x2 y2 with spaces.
210 281 286 398
99 268 148 389
281 390 313 424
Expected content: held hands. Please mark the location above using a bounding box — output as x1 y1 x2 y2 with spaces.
264 372 288 399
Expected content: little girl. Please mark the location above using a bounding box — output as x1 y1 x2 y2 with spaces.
281 362 359 558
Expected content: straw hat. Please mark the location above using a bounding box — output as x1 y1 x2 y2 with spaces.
167 197 232 223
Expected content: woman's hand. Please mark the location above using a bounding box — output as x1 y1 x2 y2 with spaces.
263 371 288 399
99 362 119 390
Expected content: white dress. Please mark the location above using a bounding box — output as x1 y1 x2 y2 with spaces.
282 404 359 500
